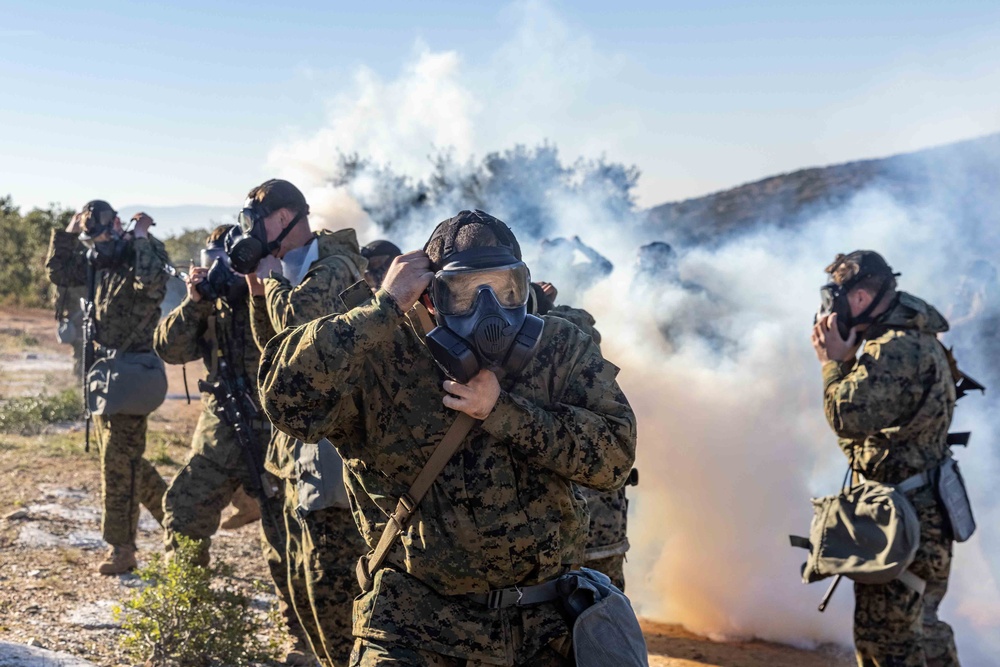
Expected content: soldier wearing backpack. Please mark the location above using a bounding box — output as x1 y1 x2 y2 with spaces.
811 251 962 667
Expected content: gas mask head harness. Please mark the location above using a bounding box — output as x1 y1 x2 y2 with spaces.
78 200 130 269
196 226 248 302
424 212 544 384
227 197 307 274
818 251 900 339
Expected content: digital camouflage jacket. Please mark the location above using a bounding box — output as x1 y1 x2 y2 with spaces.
249 229 366 478
46 230 170 352
545 305 628 559
154 294 265 463
258 288 636 663
823 292 957 484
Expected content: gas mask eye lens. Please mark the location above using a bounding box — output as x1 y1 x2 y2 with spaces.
432 263 530 316
237 209 257 233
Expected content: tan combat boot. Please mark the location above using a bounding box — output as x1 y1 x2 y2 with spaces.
97 544 137 575
220 487 261 530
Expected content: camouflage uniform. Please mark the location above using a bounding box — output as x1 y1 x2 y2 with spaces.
153 294 307 645
54 283 87 377
547 306 629 591
250 229 369 667
45 230 169 548
258 287 637 666
822 292 960 667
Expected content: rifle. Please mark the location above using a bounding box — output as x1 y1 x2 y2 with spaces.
81 250 98 453
198 355 278 523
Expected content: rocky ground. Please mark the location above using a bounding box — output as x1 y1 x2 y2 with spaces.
0 307 853 666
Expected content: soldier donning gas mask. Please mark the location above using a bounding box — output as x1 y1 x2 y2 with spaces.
817 251 900 339
426 246 544 383
79 200 130 269
227 200 306 274
196 228 248 301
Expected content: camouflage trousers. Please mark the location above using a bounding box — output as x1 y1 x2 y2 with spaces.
93 414 166 547
853 488 959 667
349 634 573 666
162 409 307 646
582 554 625 592
284 478 366 667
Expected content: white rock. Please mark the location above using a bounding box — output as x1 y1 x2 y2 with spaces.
0 641 98 666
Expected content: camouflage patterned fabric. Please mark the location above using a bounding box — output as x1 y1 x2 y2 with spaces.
822 292 960 667
297 503 362 666
154 294 308 644
92 413 166 545
54 283 87 377
46 229 171 548
349 633 572 666
545 305 628 591
258 288 637 664
249 228 368 666
46 230 171 352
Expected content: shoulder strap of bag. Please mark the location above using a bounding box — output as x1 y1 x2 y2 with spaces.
356 412 478 591
115 306 160 353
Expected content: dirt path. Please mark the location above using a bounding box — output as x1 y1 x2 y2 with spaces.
0 308 853 666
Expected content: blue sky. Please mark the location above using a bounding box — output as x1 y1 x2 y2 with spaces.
2 0 999 213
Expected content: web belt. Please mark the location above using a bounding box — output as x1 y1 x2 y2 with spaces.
467 579 563 610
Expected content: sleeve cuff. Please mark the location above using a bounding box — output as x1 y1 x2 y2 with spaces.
180 296 213 314
822 360 850 391
326 287 407 350
480 390 530 442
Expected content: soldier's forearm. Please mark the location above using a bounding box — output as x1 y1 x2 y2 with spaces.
481 390 636 491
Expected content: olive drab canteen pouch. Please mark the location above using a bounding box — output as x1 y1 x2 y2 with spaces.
295 438 352 514
86 350 168 416
558 568 649 667
790 480 924 591
933 455 976 542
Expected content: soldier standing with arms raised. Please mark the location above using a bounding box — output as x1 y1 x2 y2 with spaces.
812 251 962 667
154 224 314 665
45 202 169 575
232 179 368 667
259 210 637 666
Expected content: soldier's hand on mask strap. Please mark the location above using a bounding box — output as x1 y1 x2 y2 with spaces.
812 313 858 363
442 370 501 420
131 212 154 238
186 266 208 303
382 250 434 312
66 212 84 235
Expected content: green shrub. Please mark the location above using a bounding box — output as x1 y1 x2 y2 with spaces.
115 535 281 666
0 389 83 435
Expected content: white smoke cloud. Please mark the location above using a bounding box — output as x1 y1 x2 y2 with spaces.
266 3 1000 664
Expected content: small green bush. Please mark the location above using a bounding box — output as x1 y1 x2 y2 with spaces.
115 535 281 666
0 389 83 435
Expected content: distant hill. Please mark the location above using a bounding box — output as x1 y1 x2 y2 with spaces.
117 203 238 238
646 133 1000 246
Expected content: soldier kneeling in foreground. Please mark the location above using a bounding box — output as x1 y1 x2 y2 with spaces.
260 210 637 666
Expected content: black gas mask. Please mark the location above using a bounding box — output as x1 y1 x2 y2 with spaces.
227 201 306 274
78 200 130 269
196 231 248 302
817 253 899 339
426 247 544 383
